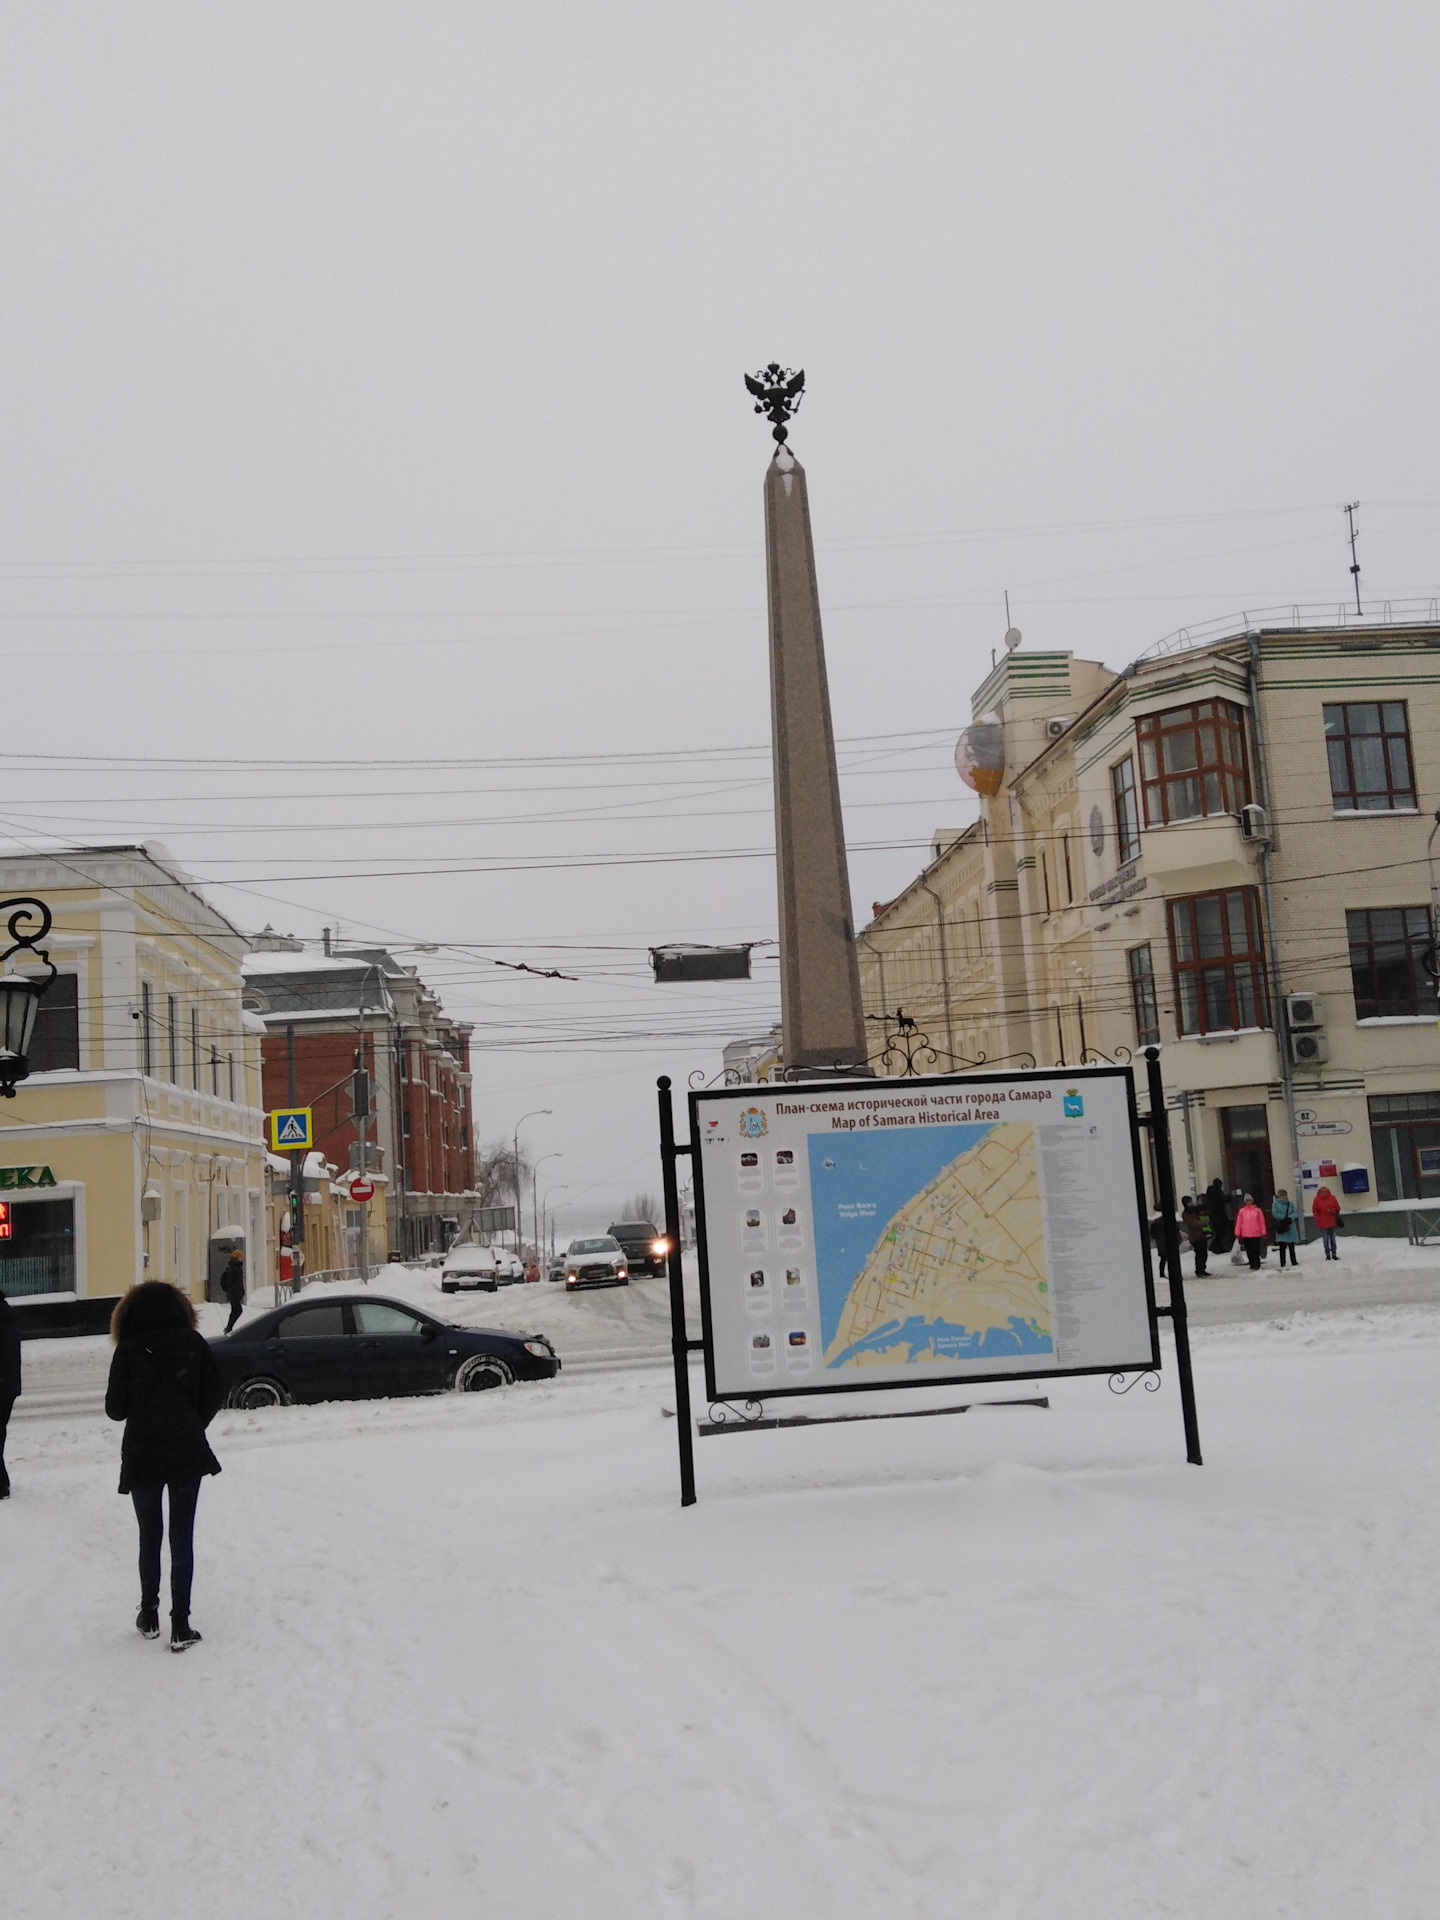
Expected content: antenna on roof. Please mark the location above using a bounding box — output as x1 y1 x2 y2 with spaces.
1345 502 1363 615
1002 589 1022 653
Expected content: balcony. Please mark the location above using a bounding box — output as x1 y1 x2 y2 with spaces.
1139 814 1259 896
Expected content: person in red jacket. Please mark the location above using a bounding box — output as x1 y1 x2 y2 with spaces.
1234 1193 1270 1271
1312 1185 1342 1261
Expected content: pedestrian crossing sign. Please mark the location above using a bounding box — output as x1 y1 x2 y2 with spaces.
270 1108 313 1151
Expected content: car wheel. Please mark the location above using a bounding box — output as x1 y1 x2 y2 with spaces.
453 1353 515 1392
228 1376 291 1410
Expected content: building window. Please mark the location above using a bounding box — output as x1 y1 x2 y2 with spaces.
1128 945 1160 1047
166 995 179 1082
1062 834 1074 904
1167 888 1268 1035
140 980 155 1075
1112 756 1140 862
1040 851 1051 916
1137 700 1249 827
28 973 80 1073
191 1006 201 1089
1369 1093 1440 1200
210 1046 220 1096
227 1052 236 1103
1347 907 1438 1020
1324 701 1415 812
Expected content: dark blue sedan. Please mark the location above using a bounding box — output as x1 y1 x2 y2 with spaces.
210 1293 560 1409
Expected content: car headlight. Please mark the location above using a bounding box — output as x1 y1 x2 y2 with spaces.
650 1238 667 1257
616 1265 627 1277
523 1340 552 1357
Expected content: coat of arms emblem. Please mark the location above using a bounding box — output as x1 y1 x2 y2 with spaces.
739 1106 768 1140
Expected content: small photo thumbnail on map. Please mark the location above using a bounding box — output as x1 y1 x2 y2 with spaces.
775 1149 794 1166
739 1151 758 1167
787 1330 808 1348
780 1207 797 1226
785 1267 803 1286
751 1333 771 1351
745 1209 761 1228
749 1269 767 1288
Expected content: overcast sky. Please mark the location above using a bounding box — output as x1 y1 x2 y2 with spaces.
2 3 1437 1231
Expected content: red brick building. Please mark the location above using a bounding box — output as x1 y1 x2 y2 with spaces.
243 935 477 1257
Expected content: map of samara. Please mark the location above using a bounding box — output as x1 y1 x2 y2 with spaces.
820 1121 1052 1369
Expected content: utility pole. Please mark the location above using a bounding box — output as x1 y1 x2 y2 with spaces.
286 1022 304 1279
512 1108 550 1256
1345 501 1363 615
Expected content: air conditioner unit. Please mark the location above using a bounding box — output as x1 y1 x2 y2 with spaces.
1239 803 1271 841
1285 992 1324 1030
1043 716 1074 740
1290 1031 1330 1066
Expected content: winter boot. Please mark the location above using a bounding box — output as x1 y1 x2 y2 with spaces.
136 1604 160 1639
169 1613 202 1653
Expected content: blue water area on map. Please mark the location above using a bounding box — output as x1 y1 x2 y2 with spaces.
838 1313 1052 1366
808 1124 1008 1355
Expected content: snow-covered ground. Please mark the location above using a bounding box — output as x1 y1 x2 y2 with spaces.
5 1307 1440 1918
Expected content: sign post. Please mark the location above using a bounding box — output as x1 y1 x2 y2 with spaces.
659 1060 1200 1505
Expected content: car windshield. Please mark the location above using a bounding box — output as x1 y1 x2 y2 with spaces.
569 1237 619 1254
610 1222 656 1235
446 1246 493 1266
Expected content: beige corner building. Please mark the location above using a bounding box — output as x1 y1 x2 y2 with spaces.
0 845 267 1324
858 622 1440 1229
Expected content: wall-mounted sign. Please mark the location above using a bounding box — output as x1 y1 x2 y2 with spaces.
0 1165 57 1190
1296 1120 1352 1136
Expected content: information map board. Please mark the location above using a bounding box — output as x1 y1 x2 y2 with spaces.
691 1067 1159 1402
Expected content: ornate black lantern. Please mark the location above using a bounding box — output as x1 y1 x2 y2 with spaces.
0 897 57 1097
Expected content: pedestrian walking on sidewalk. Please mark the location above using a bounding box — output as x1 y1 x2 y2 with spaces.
1180 1197 1210 1277
219 1248 246 1334
1235 1193 1270 1271
0 1290 20 1499
105 1282 224 1651
1204 1178 1232 1253
1312 1184 1342 1261
1271 1189 1301 1267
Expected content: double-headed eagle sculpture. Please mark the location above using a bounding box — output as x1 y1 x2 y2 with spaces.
744 363 805 444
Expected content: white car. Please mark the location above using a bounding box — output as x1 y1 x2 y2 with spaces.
562 1235 629 1290
491 1249 526 1286
440 1245 501 1293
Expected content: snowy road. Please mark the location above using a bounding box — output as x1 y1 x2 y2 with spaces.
14 1241 1440 1421
6 1311 1440 1916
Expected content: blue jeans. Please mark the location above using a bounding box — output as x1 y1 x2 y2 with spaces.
1320 1228 1338 1259
132 1481 201 1617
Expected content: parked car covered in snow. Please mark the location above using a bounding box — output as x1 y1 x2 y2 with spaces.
211 1294 559 1406
562 1235 629 1290
440 1244 500 1292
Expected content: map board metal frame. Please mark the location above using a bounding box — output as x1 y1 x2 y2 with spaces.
688 1065 1160 1407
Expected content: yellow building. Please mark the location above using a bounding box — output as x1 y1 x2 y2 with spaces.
858 623 1440 1228
0 844 268 1324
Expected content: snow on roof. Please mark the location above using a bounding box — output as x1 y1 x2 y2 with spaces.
242 951 364 976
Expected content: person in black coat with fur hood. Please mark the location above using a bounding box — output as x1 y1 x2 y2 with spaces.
0 1290 20 1498
105 1281 224 1651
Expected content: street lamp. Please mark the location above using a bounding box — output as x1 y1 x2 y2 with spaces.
540 1183 570 1263
532 1151 562 1261
513 1108 551 1254
0 897 57 1098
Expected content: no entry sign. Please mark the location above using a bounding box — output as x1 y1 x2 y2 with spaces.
350 1177 375 1202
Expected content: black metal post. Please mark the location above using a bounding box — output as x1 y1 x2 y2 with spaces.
657 1076 697 1506
1144 1046 1202 1465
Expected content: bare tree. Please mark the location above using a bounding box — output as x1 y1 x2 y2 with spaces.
474 1140 532 1213
620 1191 662 1224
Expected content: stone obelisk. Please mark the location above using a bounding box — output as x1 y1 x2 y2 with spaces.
749 365 868 1073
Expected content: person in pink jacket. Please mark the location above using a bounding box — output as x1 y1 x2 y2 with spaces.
1234 1193 1269 1271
